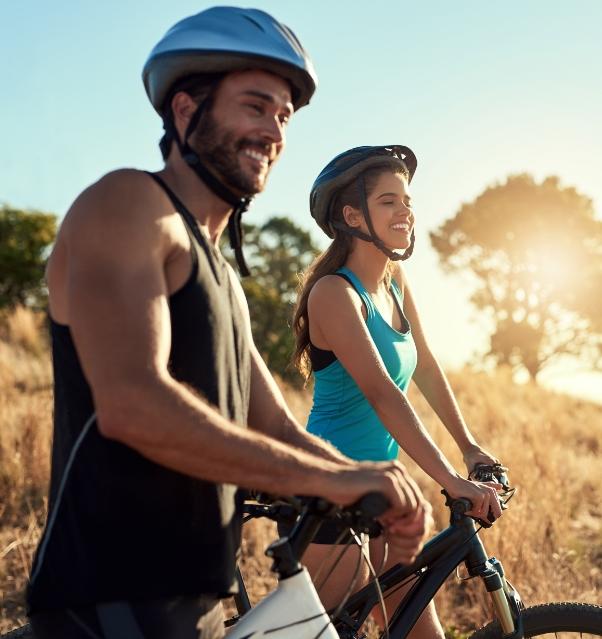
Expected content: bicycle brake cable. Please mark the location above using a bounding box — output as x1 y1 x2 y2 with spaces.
312 529 367 639
353 528 390 639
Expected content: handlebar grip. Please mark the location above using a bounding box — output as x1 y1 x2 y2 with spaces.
452 498 473 515
352 492 390 519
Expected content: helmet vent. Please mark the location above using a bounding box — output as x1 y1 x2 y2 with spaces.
242 15 266 32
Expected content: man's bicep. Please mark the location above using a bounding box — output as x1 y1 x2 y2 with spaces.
65 187 172 401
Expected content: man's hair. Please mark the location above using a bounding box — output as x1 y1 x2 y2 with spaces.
159 73 223 160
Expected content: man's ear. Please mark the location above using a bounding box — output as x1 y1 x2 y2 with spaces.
170 92 198 132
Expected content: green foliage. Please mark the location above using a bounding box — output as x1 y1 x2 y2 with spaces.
0 205 57 310
430 174 602 380
224 216 319 384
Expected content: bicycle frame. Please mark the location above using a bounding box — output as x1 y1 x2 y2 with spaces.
336 514 524 638
232 509 524 639
227 567 339 638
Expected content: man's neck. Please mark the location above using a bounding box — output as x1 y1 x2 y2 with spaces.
158 158 233 246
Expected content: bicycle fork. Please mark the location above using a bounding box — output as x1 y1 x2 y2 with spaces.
466 538 525 638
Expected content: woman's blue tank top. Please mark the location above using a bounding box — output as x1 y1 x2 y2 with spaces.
307 267 417 461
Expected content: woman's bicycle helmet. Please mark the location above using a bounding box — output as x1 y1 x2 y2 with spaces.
310 145 417 261
142 7 318 275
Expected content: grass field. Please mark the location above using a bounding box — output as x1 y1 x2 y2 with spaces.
0 308 600 636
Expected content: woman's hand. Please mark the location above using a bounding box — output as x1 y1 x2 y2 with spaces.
462 444 499 476
445 475 503 523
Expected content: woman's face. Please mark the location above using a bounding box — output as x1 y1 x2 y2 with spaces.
358 171 414 250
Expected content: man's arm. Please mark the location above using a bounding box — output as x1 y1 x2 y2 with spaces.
249 343 354 464
225 263 352 464
61 170 403 508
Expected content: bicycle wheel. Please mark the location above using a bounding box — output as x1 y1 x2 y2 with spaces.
469 602 602 637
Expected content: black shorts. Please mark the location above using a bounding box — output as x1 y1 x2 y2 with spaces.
29 595 224 639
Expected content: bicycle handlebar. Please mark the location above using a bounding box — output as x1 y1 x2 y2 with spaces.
249 492 390 577
443 463 515 528
246 464 514 556
245 491 389 538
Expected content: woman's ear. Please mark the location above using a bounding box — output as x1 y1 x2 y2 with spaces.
342 204 362 228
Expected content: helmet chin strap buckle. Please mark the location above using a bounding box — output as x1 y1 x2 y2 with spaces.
183 152 200 167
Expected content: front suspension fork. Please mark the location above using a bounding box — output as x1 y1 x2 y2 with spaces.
471 556 524 638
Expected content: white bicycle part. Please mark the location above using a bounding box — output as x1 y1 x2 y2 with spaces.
227 567 338 638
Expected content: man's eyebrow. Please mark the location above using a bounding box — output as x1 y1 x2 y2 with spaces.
241 90 293 114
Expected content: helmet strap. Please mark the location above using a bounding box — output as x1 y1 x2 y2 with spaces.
227 202 251 277
335 175 414 262
170 97 254 276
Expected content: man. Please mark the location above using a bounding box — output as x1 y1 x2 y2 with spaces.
26 7 430 638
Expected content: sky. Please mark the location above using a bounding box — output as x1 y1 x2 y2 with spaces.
1 1 601 402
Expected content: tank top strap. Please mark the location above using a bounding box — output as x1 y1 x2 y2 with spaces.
390 277 404 307
335 267 376 318
146 171 226 283
389 277 411 334
145 172 201 239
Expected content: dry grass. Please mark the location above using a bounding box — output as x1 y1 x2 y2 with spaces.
0 308 600 636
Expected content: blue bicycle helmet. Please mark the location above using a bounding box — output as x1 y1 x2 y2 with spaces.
142 7 318 276
310 146 417 261
143 6 317 113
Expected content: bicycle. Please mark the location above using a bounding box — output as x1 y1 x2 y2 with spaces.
3 466 601 638
228 465 602 638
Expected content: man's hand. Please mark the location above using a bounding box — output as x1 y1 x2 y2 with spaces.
377 462 432 564
382 502 433 565
324 459 431 564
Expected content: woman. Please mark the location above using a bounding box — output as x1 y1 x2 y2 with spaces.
292 146 502 637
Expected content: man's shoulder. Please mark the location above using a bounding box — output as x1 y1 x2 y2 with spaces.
63 169 169 239
73 168 159 213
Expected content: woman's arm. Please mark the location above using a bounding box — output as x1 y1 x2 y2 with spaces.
309 275 501 521
397 268 499 472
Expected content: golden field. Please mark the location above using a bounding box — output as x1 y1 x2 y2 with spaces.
0 308 600 636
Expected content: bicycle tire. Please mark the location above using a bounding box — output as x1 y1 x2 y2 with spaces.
0 625 32 639
469 602 602 637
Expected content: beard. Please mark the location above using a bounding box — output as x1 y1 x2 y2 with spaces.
189 111 269 196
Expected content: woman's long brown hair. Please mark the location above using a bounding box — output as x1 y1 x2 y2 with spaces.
292 161 407 379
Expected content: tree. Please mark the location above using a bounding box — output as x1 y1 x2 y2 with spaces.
430 174 602 380
223 216 319 383
0 205 57 309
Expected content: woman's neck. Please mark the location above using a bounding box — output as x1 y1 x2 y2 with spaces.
344 242 390 293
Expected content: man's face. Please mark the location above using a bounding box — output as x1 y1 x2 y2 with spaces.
189 70 293 196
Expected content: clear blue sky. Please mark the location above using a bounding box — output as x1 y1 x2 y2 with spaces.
2 1 601 400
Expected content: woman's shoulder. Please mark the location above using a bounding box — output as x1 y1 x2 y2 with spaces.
309 273 362 309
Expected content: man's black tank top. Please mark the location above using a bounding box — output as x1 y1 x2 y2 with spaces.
27 173 252 613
